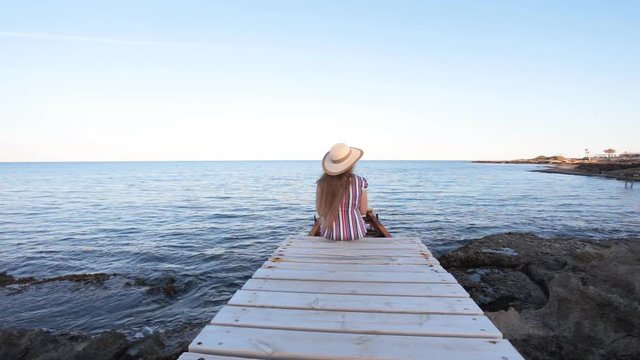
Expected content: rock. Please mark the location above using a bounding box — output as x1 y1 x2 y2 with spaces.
0 272 15 286
145 276 180 297
450 268 547 311
0 328 188 360
439 233 640 360
0 272 110 287
0 329 89 360
72 330 128 360
0 272 36 287
125 333 163 359
33 273 111 285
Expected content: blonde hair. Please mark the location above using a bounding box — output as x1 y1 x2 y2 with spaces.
316 168 353 227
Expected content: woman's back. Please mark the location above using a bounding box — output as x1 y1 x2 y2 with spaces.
320 174 368 240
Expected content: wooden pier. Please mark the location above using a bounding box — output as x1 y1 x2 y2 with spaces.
179 236 524 360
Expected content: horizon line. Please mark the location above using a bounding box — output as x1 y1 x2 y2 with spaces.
0 159 478 164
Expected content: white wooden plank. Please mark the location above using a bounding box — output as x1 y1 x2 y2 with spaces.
288 235 421 240
286 235 421 244
190 325 524 360
178 352 261 360
213 306 501 339
281 242 423 250
242 279 469 297
284 237 422 244
270 254 438 265
263 261 438 273
275 248 432 258
284 238 421 245
228 290 483 315
253 267 456 283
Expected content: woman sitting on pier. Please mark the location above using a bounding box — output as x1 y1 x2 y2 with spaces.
316 143 369 241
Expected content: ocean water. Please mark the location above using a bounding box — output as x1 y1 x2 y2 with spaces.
1 161 639 341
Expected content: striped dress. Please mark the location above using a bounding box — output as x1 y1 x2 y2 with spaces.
321 174 368 241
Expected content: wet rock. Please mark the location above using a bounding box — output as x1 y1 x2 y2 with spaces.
449 268 547 311
439 233 640 360
0 328 188 360
0 272 36 287
72 330 128 360
0 272 15 286
33 273 111 285
125 332 175 360
0 329 89 360
145 276 180 297
0 272 111 287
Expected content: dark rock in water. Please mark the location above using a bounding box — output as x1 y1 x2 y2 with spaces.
145 276 180 297
0 328 187 360
439 233 640 360
0 272 111 287
33 273 112 285
0 272 36 287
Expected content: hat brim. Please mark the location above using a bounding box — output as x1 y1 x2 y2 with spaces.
322 147 363 175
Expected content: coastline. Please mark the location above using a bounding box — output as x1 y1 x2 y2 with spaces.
474 157 640 183
0 273 200 359
0 326 196 360
439 233 640 360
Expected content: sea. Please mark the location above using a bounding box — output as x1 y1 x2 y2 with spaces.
1 161 638 343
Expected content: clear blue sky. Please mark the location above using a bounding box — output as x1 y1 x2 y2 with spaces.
1 1 639 161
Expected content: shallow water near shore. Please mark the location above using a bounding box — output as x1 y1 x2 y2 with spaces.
1 161 639 341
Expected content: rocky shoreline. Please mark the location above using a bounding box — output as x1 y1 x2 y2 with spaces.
0 272 197 359
439 233 640 360
474 156 640 182
0 326 196 360
533 163 640 183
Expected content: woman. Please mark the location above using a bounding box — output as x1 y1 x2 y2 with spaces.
316 143 368 241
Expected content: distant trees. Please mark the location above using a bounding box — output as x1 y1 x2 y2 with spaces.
604 148 616 157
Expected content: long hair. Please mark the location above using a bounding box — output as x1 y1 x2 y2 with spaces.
316 168 353 227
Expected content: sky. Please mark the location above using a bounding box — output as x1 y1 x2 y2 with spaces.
1 0 639 161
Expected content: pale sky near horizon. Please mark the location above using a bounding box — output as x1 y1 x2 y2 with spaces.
1 1 639 161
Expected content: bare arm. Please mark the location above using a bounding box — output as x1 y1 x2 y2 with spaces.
359 190 368 215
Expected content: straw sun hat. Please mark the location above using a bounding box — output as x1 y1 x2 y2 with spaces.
322 143 364 176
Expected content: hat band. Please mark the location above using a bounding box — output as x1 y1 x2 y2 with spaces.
331 149 352 164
